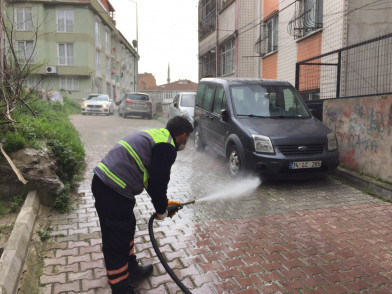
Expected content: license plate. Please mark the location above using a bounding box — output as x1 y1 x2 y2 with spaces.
289 160 322 169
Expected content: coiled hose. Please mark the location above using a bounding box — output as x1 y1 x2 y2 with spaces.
148 213 192 294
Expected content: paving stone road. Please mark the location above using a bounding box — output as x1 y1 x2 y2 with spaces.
38 114 392 294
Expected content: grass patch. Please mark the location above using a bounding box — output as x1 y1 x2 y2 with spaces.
0 91 85 212
37 221 53 242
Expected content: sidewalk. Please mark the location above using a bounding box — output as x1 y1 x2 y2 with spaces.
333 167 392 202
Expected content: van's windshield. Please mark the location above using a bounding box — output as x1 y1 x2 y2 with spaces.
230 84 311 118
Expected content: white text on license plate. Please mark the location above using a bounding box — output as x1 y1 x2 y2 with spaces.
289 160 321 169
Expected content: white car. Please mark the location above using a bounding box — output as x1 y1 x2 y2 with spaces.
168 92 196 126
81 94 115 116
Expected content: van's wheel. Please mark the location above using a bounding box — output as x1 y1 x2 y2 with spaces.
227 145 243 177
194 125 205 151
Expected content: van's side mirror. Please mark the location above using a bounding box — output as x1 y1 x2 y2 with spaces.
174 102 178 108
221 109 228 121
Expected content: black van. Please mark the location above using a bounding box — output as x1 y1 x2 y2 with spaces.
193 78 339 178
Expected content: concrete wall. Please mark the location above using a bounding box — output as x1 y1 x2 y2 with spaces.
322 96 392 183
347 0 392 45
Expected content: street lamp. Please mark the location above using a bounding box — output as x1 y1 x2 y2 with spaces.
127 0 138 92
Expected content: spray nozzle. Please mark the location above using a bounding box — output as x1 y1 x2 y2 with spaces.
167 200 195 217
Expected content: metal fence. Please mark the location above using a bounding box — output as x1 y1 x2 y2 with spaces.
296 33 392 100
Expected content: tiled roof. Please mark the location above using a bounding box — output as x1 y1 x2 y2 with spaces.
149 79 198 91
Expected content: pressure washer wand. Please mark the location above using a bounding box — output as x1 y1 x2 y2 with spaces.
167 200 195 217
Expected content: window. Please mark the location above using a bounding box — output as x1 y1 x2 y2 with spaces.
105 30 110 53
60 76 79 91
24 75 39 89
57 10 73 32
106 57 111 77
17 41 34 62
15 7 33 31
95 20 100 42
221 39 234 76
199 0 216 39
303 0 323 36
195 84 205 107
203 85 215 111
96 49 101 72
264 14 278 54
58 43 74 65
212 86 226 114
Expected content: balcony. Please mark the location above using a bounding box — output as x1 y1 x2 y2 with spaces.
199 11 216 40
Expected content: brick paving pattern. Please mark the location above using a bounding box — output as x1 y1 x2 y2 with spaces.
38 115 392 293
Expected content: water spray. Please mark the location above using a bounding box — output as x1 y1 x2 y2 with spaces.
148 177 261 293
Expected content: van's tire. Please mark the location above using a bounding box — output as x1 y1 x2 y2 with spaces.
194 125 205 151
227 145 243 177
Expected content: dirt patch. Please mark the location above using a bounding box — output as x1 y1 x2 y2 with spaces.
0 212 18 258
17 190 83 293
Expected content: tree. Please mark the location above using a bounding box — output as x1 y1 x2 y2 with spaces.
0 1 44 126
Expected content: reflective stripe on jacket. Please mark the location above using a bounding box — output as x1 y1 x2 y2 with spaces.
94 128 175 199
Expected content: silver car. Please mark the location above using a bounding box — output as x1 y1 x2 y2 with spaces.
168 92 196 126
81 94 115 115
118 92 152 119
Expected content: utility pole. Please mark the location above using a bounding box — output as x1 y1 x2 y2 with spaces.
128 0 138 92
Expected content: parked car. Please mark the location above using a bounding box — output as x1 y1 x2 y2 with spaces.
168 92 196 126
194 78 339 178
118 92 152 119
81 94 115 115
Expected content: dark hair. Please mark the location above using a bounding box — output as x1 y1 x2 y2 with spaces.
166 116 193 136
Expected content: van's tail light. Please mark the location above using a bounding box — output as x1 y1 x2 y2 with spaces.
125 99 133 104
146 101 152 105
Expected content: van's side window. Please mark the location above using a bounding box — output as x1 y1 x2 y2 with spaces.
212 86 226 114
203 85 215 111
195 84 205 107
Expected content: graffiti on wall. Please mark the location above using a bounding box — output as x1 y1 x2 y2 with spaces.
324 100 392 154
323 96 392 180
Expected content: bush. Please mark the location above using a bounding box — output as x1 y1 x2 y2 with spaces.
2 131 26 153
54 184 71 213
0 91 85 212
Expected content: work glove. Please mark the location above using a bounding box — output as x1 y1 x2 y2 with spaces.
155 210 168 220
167 200 182 218
155 200 182 220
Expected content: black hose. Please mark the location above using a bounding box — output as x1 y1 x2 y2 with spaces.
148 213 192 294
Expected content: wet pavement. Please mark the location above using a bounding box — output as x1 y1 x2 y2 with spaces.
38 114 392 293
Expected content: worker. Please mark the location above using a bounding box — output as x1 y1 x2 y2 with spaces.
91 116 193 294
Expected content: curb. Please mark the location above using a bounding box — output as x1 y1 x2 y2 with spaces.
0 190 40 294
334 167 392 202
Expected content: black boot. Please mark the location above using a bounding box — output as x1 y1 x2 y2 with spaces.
128 256 153 283
111 281 136 294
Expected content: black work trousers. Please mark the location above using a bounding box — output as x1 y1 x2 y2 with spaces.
92 174 137 293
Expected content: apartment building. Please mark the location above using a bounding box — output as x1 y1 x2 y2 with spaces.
5 0 138 101
198 0 392 100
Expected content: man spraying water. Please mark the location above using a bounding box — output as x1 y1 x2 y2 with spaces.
91 116 193 294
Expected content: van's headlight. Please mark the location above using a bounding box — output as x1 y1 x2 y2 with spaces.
102 104 108 108
252 134 274 154
82 103 87 107
327 132 338 151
